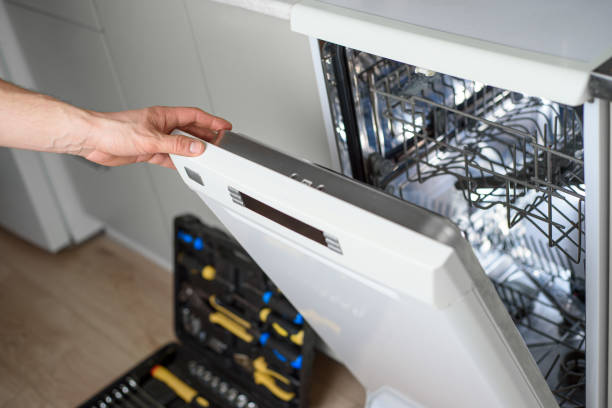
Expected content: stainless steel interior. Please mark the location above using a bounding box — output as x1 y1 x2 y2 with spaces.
320 43 587 407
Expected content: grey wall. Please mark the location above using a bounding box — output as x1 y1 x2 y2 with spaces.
4 0 330 265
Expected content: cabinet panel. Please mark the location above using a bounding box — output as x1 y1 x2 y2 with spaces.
62 158 172 262
7 4 171 261
94 0 213 110
94 0 224 238
184 0 332 167
0 148 71 252
6 4 118 111
7 0 100 31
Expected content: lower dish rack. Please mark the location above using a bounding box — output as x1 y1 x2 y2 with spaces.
409 194 586 407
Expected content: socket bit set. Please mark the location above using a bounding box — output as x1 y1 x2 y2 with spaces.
79 215 315 408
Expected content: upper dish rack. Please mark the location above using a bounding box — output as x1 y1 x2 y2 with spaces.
349 53 585 263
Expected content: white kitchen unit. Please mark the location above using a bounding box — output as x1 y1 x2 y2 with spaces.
170 1 612 407
0 0 102 252
1 0 331 264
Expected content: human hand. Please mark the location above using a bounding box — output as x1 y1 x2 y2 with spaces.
80 106 232 169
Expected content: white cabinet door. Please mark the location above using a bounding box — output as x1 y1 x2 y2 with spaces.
184 0 332 167
7 3 171 262
6 0 100 30
93 0 212 110
94 0 227 241
6 3 118 111
0 148 71 252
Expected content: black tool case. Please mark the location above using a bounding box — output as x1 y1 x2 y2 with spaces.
79 214 315 408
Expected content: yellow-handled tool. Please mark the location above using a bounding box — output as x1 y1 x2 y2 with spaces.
253 356 289 384
252 356 295 402
150 365 210 407
210 295 251 329
179 284 301 365
179 284 253 343
233 354 295 402
259 308 304 346
209 311 254 343
254 371 295 402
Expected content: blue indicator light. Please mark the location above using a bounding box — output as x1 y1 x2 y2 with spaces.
259 333 269 345
262 291 272 304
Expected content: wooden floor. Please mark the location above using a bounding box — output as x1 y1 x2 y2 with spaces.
0 228 365 408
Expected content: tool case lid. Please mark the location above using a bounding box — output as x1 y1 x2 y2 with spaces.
170 131 558 408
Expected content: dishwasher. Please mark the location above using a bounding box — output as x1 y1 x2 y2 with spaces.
172 2 611 408
316 45 589 406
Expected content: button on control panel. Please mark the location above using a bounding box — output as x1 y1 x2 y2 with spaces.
289 173 325 191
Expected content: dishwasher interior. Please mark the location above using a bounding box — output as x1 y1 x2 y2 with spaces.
319 42 587 407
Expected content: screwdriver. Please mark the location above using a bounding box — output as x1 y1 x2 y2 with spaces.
197 289 302 367
178 253 301 325
224 294 304 346
178 253 303 327
241 283 304 325
259 308 304 346
150 365 210 407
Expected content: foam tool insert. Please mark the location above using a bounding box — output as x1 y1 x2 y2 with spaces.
79 214 316 408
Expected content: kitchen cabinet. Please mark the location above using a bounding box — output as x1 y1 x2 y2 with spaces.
0 147 71 251
6 2 171 262
6 3 117 111
184 0 332 167
92 0 226 241
92 0 212 111
3 0 331 265
6 0 100 30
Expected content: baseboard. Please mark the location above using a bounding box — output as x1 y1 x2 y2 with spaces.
105 227 172 272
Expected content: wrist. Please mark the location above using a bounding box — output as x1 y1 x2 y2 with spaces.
53 101 98 155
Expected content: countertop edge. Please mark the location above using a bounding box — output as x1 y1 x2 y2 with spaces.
208 0 297 20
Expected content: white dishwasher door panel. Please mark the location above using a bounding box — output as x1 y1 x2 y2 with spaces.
169 132 559 408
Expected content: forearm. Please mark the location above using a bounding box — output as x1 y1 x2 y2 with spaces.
0 79 91 154
0 78 231 168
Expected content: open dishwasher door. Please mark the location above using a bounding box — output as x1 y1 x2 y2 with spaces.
170 131 559 408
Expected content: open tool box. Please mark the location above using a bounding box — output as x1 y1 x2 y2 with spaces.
79 214 315 408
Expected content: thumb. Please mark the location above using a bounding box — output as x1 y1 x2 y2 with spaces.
157 134 206 156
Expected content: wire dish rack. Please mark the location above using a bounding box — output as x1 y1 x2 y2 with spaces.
321 45 587 406
406 194 586 407
321 43 586 408
494 278 586 407
351 56 585 264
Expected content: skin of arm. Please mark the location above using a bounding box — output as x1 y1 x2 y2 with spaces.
0 79 232 168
